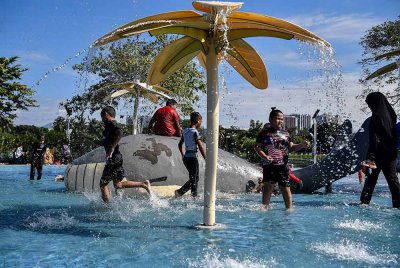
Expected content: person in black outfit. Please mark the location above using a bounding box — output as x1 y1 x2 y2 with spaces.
30 135 46 180
100 106 151 203
360 92 400 208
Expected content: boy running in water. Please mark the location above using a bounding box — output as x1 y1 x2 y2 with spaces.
255 108 309 211
175 112 206 197
100 106 150 203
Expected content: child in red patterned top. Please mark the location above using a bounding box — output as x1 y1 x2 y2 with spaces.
255 108 309 211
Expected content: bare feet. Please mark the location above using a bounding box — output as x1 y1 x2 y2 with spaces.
362 160 377 169
175 190 182 198
144 180 151 195
260 205 269 211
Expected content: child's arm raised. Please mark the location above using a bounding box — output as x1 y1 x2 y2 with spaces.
289 140 309 152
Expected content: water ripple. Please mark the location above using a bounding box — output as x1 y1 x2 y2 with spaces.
311 239 398 265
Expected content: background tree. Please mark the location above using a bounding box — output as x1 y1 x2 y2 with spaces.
359 17 400 111
0 57 37 128
61 36 207 158
71 35 206 115
247 119 263 139
53 116 67 133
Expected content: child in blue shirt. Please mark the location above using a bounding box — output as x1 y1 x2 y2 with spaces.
175 112 206 197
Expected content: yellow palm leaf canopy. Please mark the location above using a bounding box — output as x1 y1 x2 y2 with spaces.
147 36 205 85
92 1 332 227
365 48 400 80
366 62 398 80
192 1 243 13
375 49 400 61
226 38 268 89
104 81 173 103
93 1 329 89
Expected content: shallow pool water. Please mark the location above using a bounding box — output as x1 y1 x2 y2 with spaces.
0 165 399 267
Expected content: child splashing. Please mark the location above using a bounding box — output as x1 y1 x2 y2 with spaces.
255 108 309 211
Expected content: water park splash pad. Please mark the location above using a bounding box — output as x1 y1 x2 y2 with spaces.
3 165 400 267
64 117 370 194
66 134 263 195
83 0 332 226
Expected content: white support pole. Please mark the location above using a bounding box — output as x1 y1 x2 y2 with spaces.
313 118 317 164
312 109 320 164
132 87 140 135
203 39 219 226
66 115 71 150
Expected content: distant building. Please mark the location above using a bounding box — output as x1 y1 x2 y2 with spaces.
299 114 311 130
316 114 341 125
291 114 312 131
284 115 297 132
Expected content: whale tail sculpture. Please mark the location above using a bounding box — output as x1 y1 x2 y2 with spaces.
291 117 370 193
64 134 263 196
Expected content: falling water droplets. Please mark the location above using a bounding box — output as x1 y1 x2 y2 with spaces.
33 47 90 88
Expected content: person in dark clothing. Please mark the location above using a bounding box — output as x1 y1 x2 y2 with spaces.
175 112 206 197
100 106 151 203
30 136 46 180
360 92 400 208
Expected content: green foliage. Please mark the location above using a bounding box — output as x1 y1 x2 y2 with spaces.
0 116 114 161
219 121 263 163
45 130 66 147
60 36 207 158
359 17 400 111
0 131 16 154
292 129 312 144
241 137 259 163
248 119 263 139
70 35 206 116
67 118 105 159
0 57 37 128
0 125 47 155
53 116 67 132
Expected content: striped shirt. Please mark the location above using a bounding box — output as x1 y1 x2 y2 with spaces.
256 128 291 166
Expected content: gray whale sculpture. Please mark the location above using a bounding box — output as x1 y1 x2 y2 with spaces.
291 117 370 193
64 134 263 195
64 118 370 195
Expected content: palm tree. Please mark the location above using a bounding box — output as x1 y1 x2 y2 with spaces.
93 1 330 226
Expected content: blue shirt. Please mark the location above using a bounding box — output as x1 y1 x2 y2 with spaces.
182 128 200 158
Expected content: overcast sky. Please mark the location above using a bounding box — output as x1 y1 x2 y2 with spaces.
2 0 399 130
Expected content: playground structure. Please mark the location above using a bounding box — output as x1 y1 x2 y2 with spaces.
91 1 331 226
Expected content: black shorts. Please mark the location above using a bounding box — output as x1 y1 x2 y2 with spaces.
100 152 125 187
263 165 290 187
